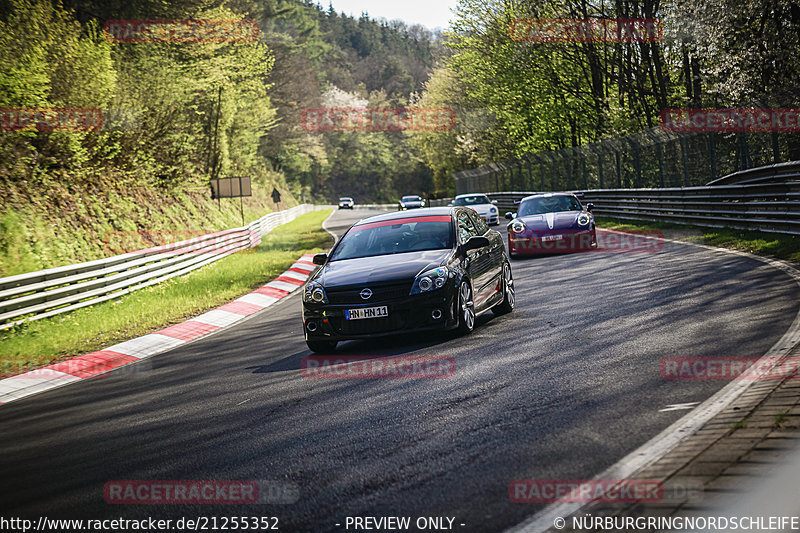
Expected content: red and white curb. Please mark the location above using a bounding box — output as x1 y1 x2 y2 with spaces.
0 254 318 405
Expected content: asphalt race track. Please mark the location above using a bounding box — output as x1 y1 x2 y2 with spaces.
1 208 798 532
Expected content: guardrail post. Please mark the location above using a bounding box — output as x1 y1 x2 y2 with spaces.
772 132 781 164
526 157 533 190
709 133 717 182
679 134 690 186
581 153 588 190
539 157 545 191
566 151 574 190
615 149 622 188
598 152 604 189
631 139 642 188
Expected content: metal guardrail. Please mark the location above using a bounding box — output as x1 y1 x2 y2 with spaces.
706 160 800 186
0 204 329 329
432 162 800 236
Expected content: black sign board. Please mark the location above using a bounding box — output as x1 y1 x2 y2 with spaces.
211 176 252 199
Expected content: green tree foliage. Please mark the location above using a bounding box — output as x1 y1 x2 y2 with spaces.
413 0 800 179
0 0 116 178
1 0 443 204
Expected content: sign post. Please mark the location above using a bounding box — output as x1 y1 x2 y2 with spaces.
210 176 253 226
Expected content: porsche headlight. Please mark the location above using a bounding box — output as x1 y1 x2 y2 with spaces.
490 206 497 213
303 282 328 303
411 266 449 295
577 213 591 226
510 220 526 233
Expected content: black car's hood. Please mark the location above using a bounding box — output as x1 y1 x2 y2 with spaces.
315 249 451 289
517 211 584 231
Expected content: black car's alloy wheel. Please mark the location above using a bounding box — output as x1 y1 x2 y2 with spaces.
492 262 515 315
457 280 475 334
306 340 338 353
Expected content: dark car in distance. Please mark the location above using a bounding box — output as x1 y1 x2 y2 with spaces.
505 193 596 256
302 207 515 352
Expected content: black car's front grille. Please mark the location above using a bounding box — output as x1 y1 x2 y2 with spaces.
327 283 412 305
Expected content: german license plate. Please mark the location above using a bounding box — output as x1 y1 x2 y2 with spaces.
345 306 389 320
541 234 563 242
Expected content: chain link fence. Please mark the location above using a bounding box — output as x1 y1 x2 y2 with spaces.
454 128 800 195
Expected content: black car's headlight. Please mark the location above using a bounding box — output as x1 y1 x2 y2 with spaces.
303 282 328 304
577 213 591 226
410 266 449 295
510 220 526 233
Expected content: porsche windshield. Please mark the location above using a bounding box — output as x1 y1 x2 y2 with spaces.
518 196 582 216
330 218 453 260
454 195 491 206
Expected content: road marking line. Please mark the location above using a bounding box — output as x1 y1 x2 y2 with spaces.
659 402 700 412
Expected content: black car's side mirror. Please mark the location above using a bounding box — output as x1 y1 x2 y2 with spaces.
505 212 515 220
312 253 328 265
463 235 490 253
586 203 594 212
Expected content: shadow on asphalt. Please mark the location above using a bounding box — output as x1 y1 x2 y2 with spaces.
245 314 495 374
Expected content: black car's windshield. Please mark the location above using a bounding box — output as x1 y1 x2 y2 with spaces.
330 217 453 260
402 196 422 202
454 195 490 206
518 196 582 216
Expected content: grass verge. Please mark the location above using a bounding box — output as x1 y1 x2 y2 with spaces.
595 216 800 264
0 210 333 376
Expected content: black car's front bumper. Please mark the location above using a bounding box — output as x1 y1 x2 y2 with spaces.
303 289 458 342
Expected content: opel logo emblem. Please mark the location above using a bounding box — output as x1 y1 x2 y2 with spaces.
360 288 373 300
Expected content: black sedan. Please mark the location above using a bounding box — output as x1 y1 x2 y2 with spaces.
302 207 514 352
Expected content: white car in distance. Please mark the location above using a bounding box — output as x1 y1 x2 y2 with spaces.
451 194 500 225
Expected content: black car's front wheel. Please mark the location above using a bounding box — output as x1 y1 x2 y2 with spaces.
457 280 475 334
306 340 338 353
492 262 515 315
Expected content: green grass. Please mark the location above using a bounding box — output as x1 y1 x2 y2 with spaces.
0 210 333 376
595 216 800 263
